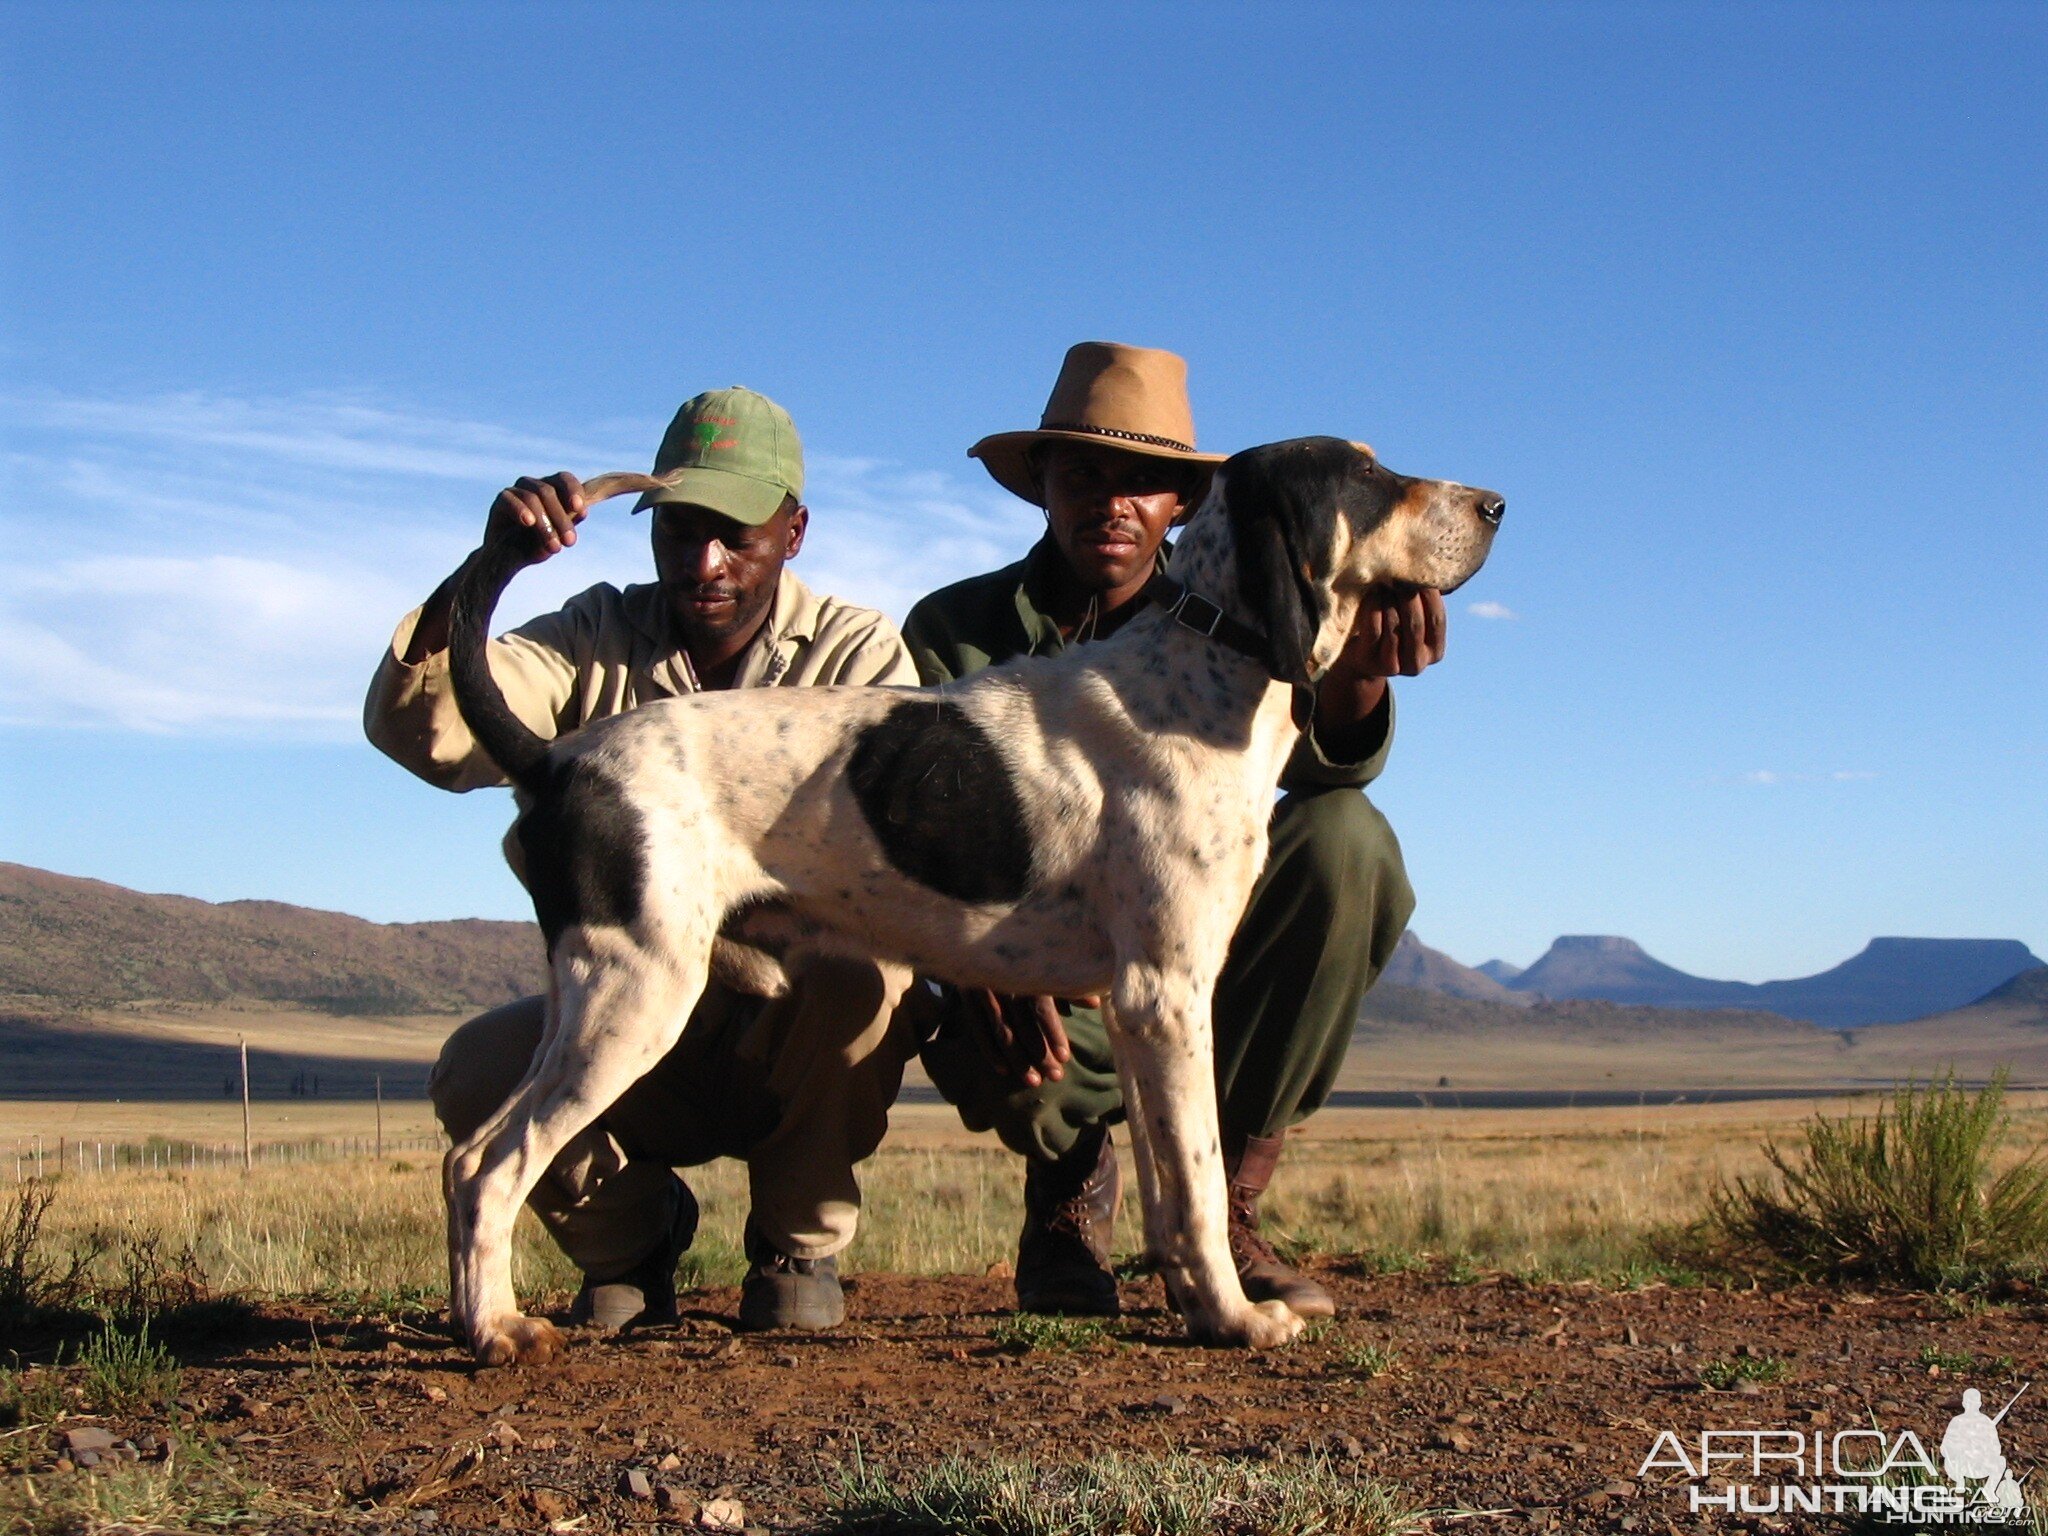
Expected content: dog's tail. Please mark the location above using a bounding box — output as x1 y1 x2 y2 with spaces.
447 471 681 796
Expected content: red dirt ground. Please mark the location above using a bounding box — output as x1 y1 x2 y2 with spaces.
9 1264 2046 1534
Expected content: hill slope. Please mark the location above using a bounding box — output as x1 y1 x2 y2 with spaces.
1380 933 1532 1005
0 863 545 1014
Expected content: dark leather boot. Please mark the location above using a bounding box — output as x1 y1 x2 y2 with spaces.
1015 1122 1121 1316
1225 1131 1335 1319
737 1220 845 1332
569 1173 698 1332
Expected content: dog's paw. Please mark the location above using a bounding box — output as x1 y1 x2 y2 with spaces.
473 1313 565 1367
1190 1299 1305 1350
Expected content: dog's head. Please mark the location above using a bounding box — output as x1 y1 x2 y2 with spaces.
1219 436 1503 684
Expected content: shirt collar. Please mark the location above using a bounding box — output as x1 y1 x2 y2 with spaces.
629 569 818 690
1011 534 1174 658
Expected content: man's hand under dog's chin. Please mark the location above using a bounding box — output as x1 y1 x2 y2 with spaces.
1313 587 1449 745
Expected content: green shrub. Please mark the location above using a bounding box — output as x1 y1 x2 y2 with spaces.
1702 1072 2048 1288
78 1318 183 1412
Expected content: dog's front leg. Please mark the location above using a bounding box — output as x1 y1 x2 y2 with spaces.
1107 965 1303 1349
445 930 705 1366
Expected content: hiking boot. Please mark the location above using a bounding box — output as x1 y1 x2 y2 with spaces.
1015 1122 1121 1316
737 1221 845 1332
569 1173 698 1332
1226 1131 1335 1319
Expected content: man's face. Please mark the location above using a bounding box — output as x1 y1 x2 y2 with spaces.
1040 441 1190 594
650 500 807 653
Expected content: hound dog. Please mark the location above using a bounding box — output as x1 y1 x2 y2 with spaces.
441 437 1502 1365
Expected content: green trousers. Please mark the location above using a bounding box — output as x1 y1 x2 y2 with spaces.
922 785 1415 1162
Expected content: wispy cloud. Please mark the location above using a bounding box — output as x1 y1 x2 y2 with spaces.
1467 599 1517 620
0 389 1034 740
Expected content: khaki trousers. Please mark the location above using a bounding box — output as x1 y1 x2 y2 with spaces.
430 957 919 1276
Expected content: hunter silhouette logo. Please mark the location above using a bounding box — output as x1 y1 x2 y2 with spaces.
1639 1384 2031 1522
1941 1388 2029 1516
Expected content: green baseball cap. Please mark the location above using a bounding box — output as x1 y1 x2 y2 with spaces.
633 386 804 525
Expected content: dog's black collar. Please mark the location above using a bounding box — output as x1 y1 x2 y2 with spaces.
1141 572 1317 727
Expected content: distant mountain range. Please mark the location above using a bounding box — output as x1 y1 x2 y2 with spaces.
0 862 544 1014
1 861 2038 1036
1431 933 2045 1028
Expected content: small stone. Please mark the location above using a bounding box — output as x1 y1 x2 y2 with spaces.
1624 1325 1642 1346
488 1421 522 1449
1602 1480 1638 1499
51 1457 74 1474
774 1352 799 1368
984 1260 1015 1279
657 1452 684 1472
63 1427 118 1455
1431 1427 1477 1453
1327 1431 1365 1459
656 1486 699 1518
1735 1379 1764 1396
621 1467 654 1501
74 1449 102 1469
531 1434 560 1451
1453 1411 1479 1427
528 1487 573 1521
425 1385 450 1404
699 1497 746 1530
1152 1393 1188 1416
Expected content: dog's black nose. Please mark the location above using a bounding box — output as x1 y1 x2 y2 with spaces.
1478 495 1505 526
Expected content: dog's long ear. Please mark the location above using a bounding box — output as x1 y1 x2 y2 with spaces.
1221 440 1346 685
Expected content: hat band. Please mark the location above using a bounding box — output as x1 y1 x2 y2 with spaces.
1039 420 1197 454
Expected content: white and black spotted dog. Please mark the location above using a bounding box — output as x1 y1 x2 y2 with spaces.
441 437 1502 1365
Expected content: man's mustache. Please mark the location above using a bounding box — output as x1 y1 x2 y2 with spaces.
1077 521 1143 541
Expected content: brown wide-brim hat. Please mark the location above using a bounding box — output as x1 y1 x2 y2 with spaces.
969 341 1227 508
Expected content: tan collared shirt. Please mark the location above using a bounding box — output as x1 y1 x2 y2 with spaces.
365 569 917 792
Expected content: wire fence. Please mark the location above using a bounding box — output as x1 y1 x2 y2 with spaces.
8 1132 447 1182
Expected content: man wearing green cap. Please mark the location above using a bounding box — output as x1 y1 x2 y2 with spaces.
365 387 919 1333
905 343 1430 1321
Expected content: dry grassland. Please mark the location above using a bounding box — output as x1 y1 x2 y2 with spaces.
24 1095 2047 1304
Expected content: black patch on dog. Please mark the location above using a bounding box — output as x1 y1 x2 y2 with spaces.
1223 437 1392 684
516 760 648 948
847 701 1032 904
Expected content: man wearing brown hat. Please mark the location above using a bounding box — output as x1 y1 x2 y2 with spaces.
365 387 921 1334
904 343 1434 1318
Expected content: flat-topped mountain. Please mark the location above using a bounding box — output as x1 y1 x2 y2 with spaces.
0 862 545 1014
1497 934 2044 1028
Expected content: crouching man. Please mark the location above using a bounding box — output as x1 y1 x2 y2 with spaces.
365 387 921 1332
906 343 1436 1319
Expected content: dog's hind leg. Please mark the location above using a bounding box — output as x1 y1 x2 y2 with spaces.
1104 997 1165 1261
445 926 708 1366
1108 962 1303 1350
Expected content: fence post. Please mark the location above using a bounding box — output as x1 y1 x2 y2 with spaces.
240 1037 253 1172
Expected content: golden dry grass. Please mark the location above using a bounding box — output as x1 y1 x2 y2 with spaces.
12 1095 2047 1305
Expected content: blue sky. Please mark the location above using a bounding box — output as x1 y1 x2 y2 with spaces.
1 3 2042 982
